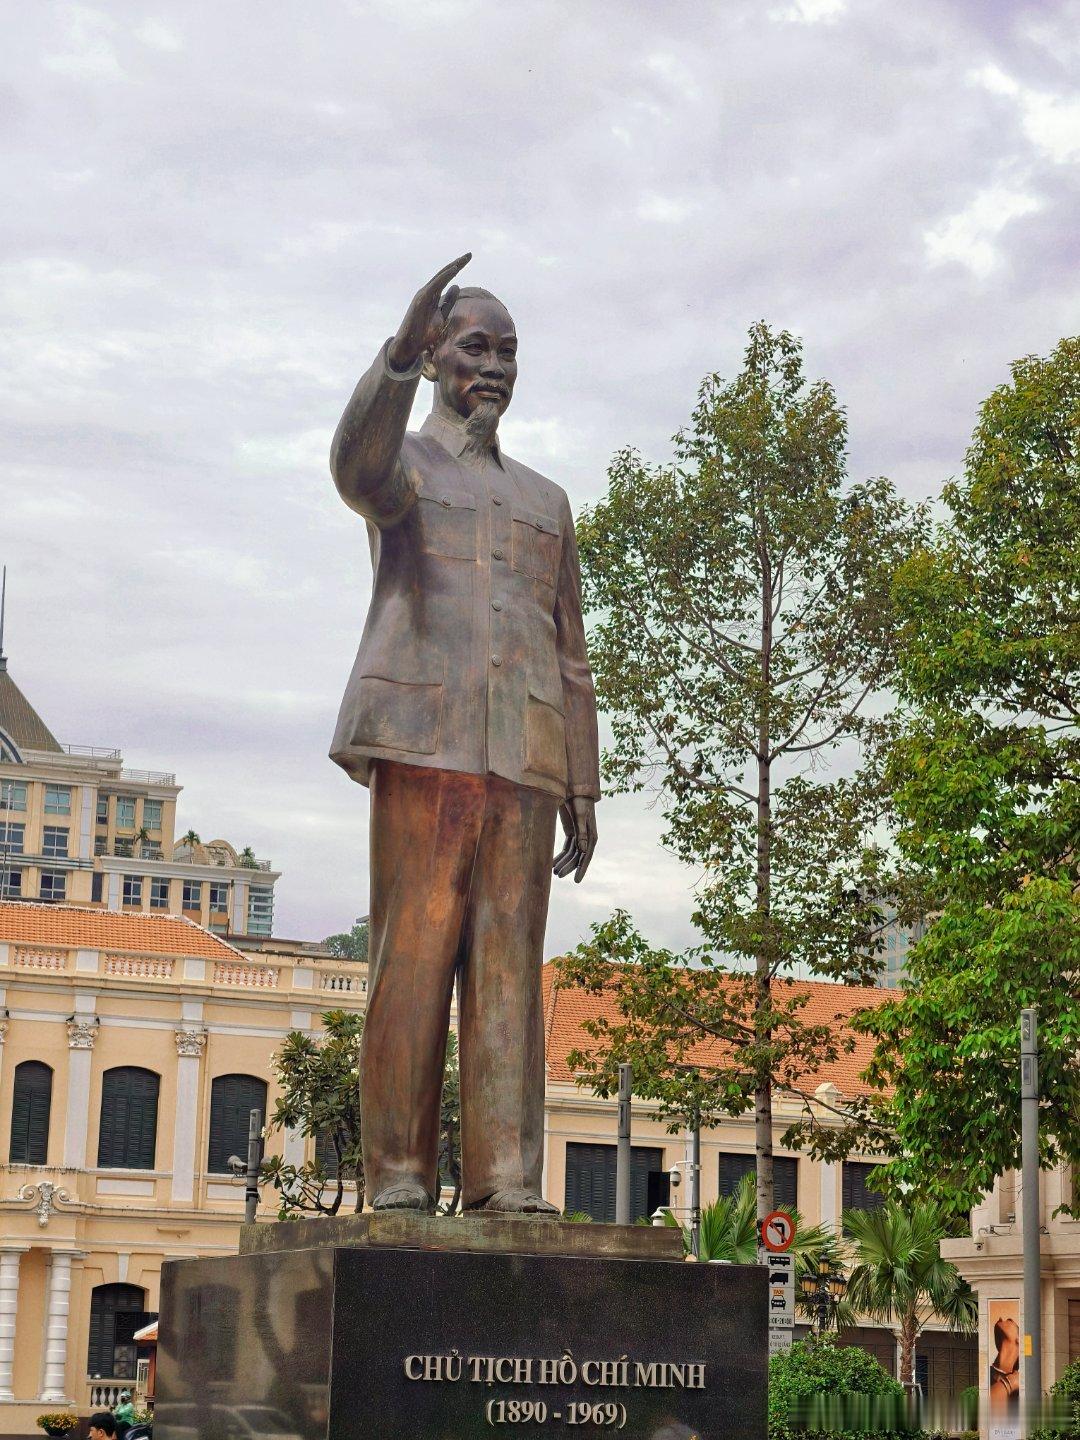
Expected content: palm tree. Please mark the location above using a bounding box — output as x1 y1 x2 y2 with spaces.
178 829 201 859
844 1201 977 1389
239 846 258 869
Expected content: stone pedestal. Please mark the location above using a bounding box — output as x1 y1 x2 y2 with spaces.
155 1215 767 1440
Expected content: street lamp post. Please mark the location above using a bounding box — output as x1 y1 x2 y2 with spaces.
799 1255 847 1339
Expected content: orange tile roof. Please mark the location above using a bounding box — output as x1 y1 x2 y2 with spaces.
542 962 888 1098
0 902 241 960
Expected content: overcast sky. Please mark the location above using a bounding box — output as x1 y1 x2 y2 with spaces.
2 0 1078 953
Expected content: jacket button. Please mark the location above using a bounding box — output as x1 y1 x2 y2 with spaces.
492 548 504 560
492 495 503 506
492 601 503 611
440 496 452 507
534 520 544 530
491 655 502 667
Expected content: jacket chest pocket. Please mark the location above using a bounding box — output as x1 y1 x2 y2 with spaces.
511 507 560 587
415 492 478 560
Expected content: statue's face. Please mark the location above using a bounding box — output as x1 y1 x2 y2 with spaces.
430 296 517 420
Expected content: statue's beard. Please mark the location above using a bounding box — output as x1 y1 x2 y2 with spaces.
462 399 501 459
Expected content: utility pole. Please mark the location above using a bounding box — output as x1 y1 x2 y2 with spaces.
244 1108 264 1224
615 1063 632 1226
1020 1008 1042 1409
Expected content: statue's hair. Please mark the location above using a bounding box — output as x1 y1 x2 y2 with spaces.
436 285 513 337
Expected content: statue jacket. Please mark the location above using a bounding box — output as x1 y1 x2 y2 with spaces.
328 341 601 804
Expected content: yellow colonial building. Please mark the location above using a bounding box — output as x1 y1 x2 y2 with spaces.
0 901 366 1436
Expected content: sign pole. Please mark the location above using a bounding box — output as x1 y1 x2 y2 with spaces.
1020 1008 1042 1412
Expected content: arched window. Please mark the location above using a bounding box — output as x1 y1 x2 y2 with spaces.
87 1283 149 1379
97 1067 159 1170
208 1074 267 1174
10 1061 53 1164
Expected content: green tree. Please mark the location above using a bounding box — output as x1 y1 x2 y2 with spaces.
438 1033 461 1215
239 845 258 869
821 337 1080 1210
843 1201 977 1389
557 324 921 1219
262 1009 365 1217
323 915 369 964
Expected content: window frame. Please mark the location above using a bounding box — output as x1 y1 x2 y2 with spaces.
122 875 142 907
39 871 66 902
0 780 28 811
0 822 25 855
44 785 71 816
149 877 169 909
41 825 70 859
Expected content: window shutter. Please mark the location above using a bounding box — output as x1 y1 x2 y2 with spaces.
208 1075 268 1174
564 1143 663 1223
10 1062 53 1165
842 1161 885 1211
718 1153 798 1210
98 1068 159 1169
87 1284 146 1379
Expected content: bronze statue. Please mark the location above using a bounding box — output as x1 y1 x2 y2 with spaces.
330 254 600 1214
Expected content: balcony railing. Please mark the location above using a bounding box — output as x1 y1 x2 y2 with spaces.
120 768 177 786
88 1379 135 1409
61 744 122 760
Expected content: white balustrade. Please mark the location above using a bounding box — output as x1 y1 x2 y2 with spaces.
319 971 367 993
103 953 175 980
12 947 68 971
213 960 279 988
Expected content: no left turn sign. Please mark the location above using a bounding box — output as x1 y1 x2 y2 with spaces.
760 1210 796 1252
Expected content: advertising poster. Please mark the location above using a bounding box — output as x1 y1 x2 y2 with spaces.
987 1300 1021 1440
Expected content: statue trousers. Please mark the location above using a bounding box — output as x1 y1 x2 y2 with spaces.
362 759 559 1208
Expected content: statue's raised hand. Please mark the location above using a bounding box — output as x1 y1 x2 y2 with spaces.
388 253 472 372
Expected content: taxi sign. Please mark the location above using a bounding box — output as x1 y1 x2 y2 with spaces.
760 1210 796 1252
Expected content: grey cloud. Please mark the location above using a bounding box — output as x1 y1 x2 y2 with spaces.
1 0 1077 951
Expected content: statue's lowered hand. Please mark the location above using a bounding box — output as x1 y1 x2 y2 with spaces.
553 798 597 883
388 252 472 372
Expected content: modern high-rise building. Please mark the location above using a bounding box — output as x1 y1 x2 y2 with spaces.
0 649 279 940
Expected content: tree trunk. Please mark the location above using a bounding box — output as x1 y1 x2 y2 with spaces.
898 1308 917 1389
755 513 774 1225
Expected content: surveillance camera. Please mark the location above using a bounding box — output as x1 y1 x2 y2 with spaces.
669 1166 682 1189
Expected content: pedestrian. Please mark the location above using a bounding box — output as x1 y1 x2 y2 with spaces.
113 1390 136 1437
88 1414 117 1440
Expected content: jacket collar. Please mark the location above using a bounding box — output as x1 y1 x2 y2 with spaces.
420 409 504 468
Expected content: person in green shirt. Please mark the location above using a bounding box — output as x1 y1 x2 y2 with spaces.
113 1391 136 1432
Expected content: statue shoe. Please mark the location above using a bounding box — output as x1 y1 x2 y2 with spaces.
371 1181 434 1213
481 1189 560 1216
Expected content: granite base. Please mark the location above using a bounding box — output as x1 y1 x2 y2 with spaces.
155 1218 767 1440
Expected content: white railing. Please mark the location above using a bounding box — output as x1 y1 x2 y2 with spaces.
213 960 279 989
103 954 175 980
320 971 367 993
62 745 122 760
11 947 68 971
89 1379 133 1408
120 768 176 786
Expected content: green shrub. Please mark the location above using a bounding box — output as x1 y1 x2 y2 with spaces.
1029 1358 1080 1440
769 1338 910 1440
